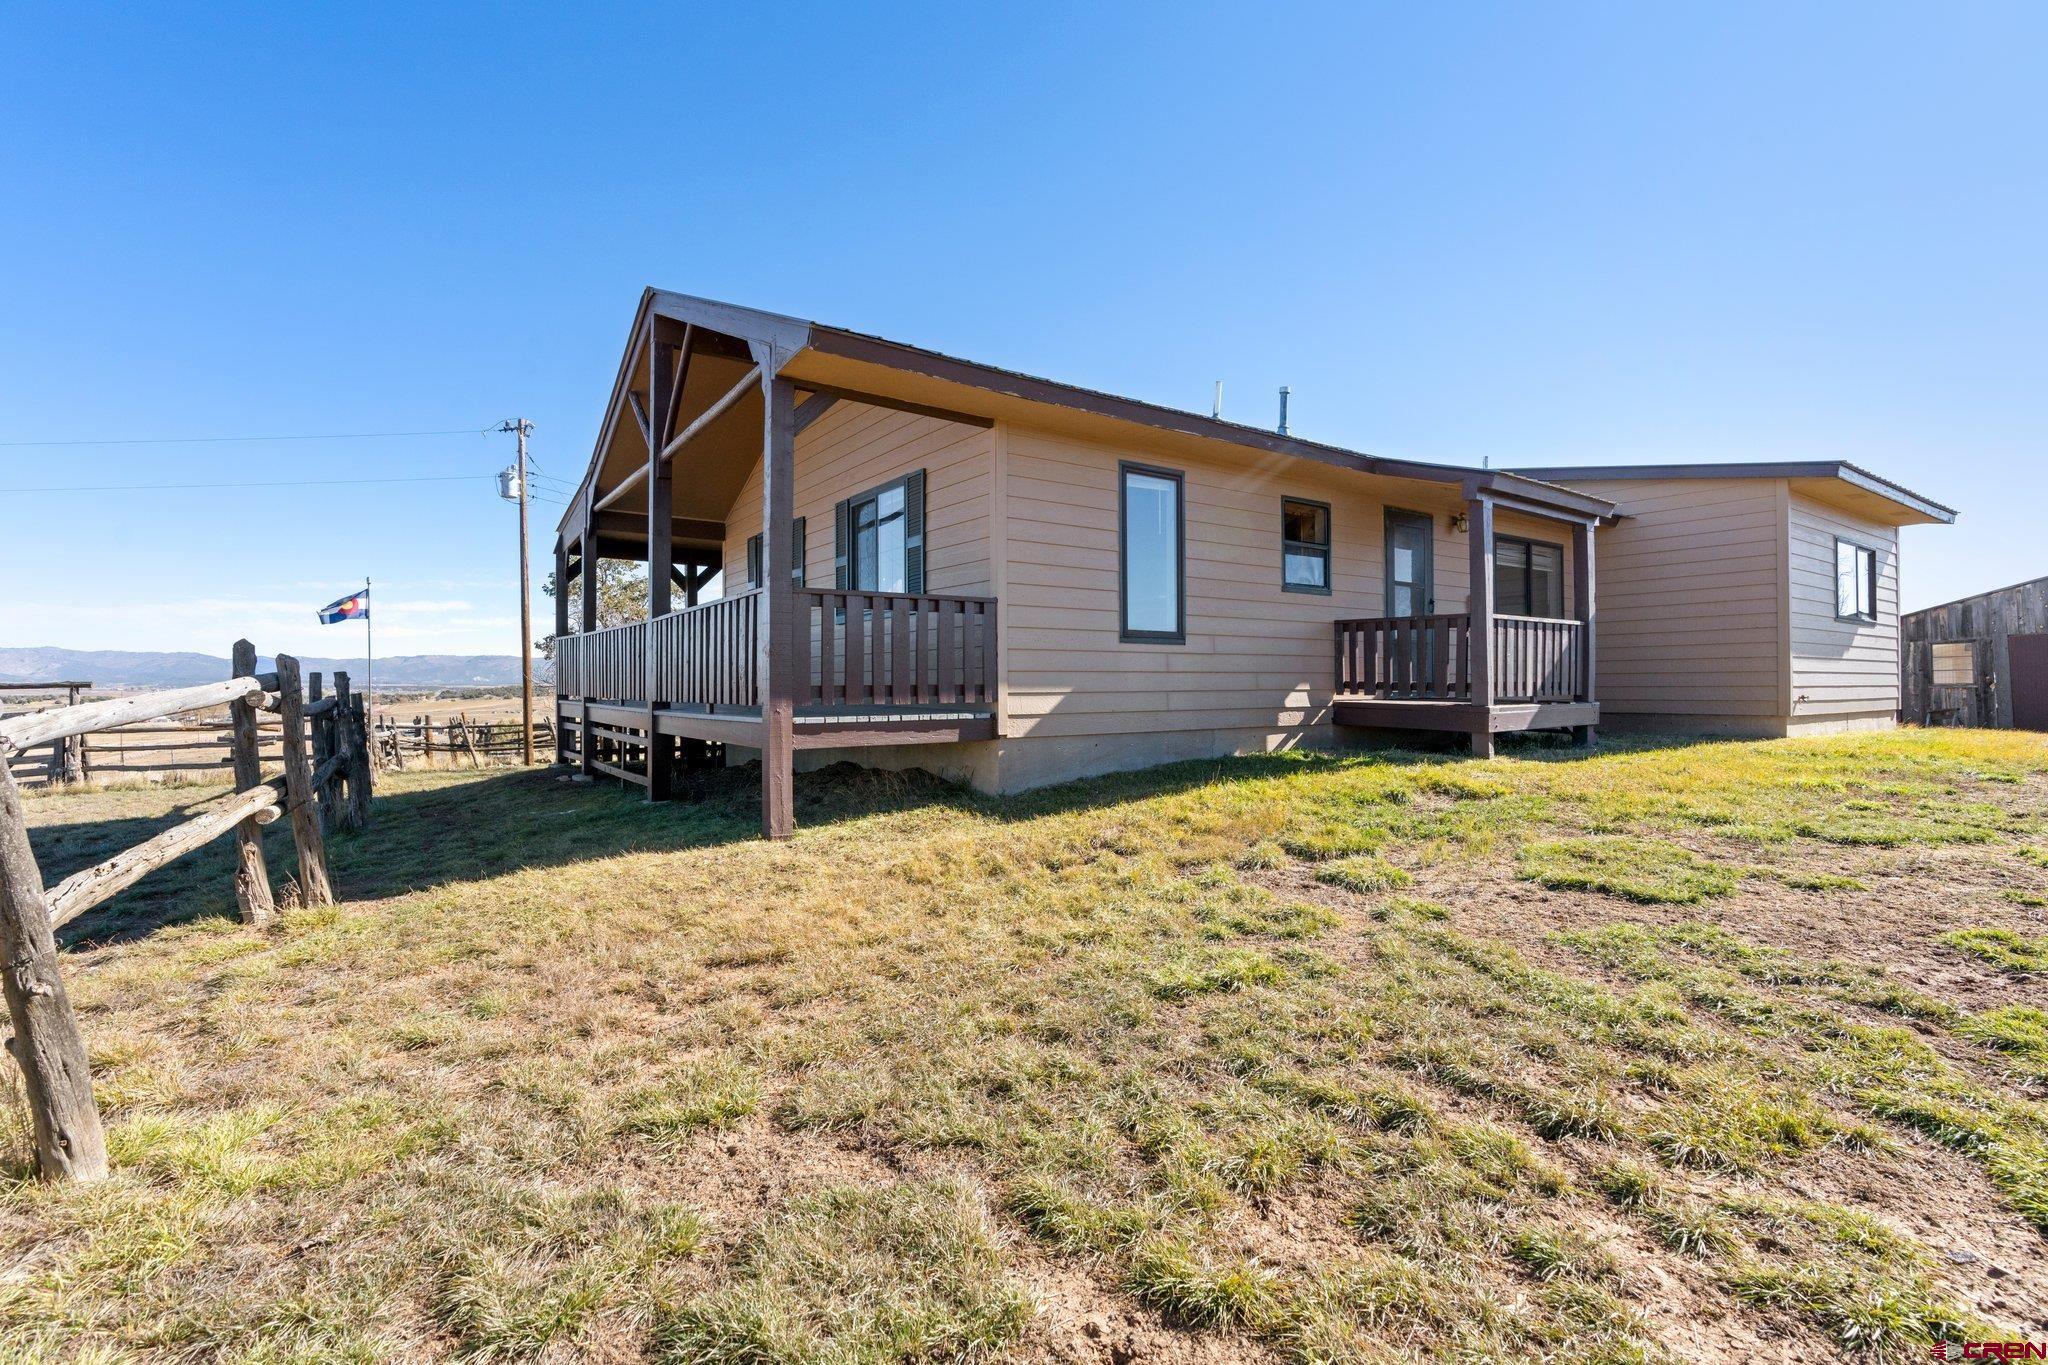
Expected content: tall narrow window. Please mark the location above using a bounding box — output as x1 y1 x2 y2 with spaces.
835 471 924 594
1836 539 1877 622
1282 498 1331 594
1494 534 1564 616
1120 463 1184 643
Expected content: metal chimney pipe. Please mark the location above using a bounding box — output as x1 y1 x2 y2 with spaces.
1212 380 1223 420
1277 386 1291 436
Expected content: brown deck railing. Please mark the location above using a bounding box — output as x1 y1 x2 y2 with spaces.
1335 612 1588 704
556 619 648 703
1492 615 1584 703
558 588 998 713
798 589 998 708
1335 614 1474 699
653 590 761 710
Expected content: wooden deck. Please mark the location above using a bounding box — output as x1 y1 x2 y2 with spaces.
564 701 994 753
1332 611 1597 754
1330 697 1599 734
555 587 999 788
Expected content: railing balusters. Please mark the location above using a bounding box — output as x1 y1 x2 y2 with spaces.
558 587 1000 721
937 600 958 704
1328 612 1604 707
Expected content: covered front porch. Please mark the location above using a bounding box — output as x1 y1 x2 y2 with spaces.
1332 477 1602 755
551 292 1000 838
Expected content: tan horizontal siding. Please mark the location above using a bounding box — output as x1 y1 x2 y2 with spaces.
1786 493 1899 721
722 406 993 596
1001 426 1579 744
1562 478 1788 720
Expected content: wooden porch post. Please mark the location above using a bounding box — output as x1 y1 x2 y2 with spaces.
645 327 679 801
1466 494 1496 759
553 537 570 638
553 536 570 765
576 495 597 780
1572 518 1597 745
758 367 797 839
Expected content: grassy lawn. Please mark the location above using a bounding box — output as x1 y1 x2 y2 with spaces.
4 730 2047 1362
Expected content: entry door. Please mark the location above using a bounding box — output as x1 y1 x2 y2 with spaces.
1384 510 1435 618
2012 633 2048 732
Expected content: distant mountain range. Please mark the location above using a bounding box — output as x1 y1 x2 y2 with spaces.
0 646 545 691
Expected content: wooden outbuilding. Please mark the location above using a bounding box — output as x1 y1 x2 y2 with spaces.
1901 575 2048 730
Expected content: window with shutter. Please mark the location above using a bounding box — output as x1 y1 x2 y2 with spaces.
745 520 805 588
836 470 926 594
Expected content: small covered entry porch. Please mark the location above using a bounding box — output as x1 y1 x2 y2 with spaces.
1332 474 1605 755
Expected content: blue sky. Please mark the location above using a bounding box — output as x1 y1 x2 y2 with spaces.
3 2 2042 658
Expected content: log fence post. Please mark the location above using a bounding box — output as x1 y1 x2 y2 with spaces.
333 673 359 831
61 685 84 784
228 640 277 927
346 695 372 827
273 655 333 906
308 673 335 832
0 763 108 1182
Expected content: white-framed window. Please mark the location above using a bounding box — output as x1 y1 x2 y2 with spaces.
1835 539 1878 622
1931 642 1976 686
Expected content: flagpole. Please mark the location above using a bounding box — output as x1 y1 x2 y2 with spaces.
364 575 373 720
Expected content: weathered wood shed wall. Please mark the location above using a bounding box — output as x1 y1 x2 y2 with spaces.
1901 575 2048 729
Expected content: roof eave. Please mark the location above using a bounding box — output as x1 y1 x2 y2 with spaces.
1511 461 1954 527
806 326 1613 520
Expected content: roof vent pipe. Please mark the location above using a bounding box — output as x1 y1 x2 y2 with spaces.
1277 386 1291 436
1212 381 1223 420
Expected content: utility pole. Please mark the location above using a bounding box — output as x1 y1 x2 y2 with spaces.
497 419 536 765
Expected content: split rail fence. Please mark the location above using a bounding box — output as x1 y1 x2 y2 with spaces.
373 714 556 769
0 641 372 1183
5 684 468 788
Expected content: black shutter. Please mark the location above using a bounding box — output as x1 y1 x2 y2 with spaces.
833 499 851 589
746 534 761 588
792 517 806 588
904 469 926 593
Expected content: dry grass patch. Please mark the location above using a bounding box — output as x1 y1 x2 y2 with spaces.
5 730 2047 1360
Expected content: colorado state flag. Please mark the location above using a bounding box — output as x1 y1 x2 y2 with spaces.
317 590 370 624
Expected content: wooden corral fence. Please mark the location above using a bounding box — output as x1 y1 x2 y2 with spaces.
0 641 372 1183
373 713 555 770
6 675 410 788
0 683 90 785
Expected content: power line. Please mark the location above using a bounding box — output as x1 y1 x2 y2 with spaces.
0 425 495 449
1 473 498 494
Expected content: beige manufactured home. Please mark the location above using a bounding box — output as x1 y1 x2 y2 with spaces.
553 290 1950 836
